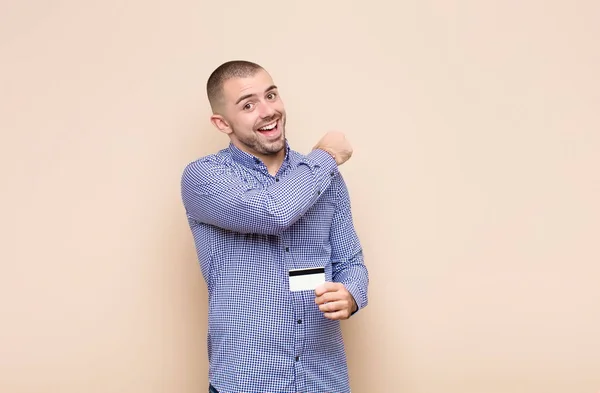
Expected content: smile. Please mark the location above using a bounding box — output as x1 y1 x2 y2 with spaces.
257 121 277 131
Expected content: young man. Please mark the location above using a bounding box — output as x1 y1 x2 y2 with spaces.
180 60 369 393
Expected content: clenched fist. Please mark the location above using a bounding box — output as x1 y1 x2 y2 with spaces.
313 131 353 166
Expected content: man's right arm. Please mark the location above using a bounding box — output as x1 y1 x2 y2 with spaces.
181 148 338 235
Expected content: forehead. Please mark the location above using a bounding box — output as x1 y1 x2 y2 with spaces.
222 69 275 103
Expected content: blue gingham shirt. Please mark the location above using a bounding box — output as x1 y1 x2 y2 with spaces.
180 141 369 393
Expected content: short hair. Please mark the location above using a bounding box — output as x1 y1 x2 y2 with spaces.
207 60 264 112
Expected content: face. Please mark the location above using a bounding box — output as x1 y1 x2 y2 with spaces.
211 69 287 159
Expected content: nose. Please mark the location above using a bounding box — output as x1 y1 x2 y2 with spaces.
258 101 276 119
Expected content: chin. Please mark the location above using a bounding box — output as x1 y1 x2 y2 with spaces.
263 139 286 155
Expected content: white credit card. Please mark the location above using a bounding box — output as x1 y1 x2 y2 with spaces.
288 267 325 292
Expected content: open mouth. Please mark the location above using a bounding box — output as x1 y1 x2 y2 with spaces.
256 120 280 137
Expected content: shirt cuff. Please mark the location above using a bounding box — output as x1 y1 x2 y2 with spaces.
344 281 368 316
304 148 339 177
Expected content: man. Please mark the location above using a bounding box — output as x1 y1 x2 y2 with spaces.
180 60 369 393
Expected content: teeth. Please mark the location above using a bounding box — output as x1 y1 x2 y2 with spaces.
258 122 277 131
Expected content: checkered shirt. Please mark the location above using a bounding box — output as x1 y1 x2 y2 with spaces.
180 141 369 393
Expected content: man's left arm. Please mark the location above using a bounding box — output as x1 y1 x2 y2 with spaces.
315 173 369 320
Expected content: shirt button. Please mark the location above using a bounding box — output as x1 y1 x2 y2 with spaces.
330 172 335 177
297 319 302 324
275 177 279 182
295 356 300 362
285 247 289 252
317 190 321 195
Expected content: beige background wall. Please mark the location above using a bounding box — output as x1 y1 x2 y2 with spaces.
1 1 599 392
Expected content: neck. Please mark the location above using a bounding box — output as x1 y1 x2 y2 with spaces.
231 140 286 176
260 149 285 176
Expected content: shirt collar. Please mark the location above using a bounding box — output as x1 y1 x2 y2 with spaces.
228 140 292 170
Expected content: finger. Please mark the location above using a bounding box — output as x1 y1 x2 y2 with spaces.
314 282 341 297
315 290 344 305
323 309 351 321
318 300 346 313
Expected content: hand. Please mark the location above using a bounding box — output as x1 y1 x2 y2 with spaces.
312 131 353 165
314 282 358 320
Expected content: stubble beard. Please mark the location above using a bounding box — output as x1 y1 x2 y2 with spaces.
235 116 287 156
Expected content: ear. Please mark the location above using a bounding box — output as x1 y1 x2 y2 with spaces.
210 114 232 135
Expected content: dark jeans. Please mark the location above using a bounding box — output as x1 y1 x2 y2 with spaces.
209 384 218 393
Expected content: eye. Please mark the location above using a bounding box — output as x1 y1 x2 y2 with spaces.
243 102 255 111
266 92 278 100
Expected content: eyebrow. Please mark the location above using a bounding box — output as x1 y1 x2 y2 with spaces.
235 85 278 105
